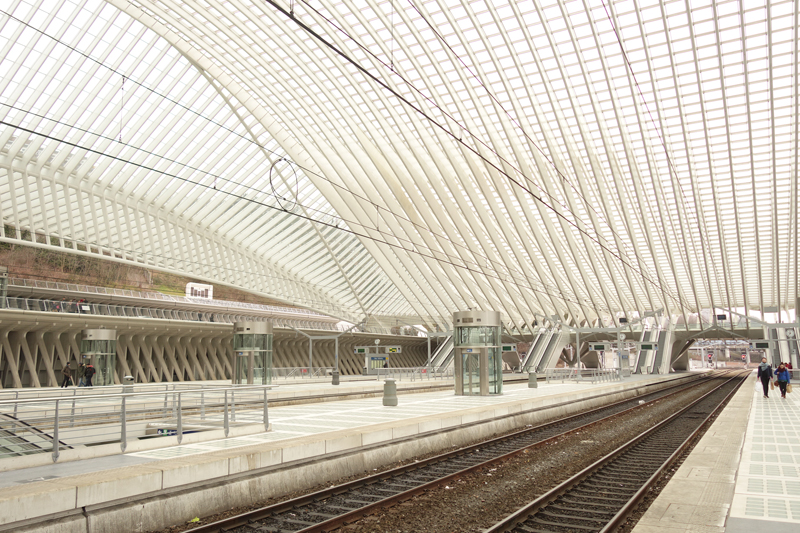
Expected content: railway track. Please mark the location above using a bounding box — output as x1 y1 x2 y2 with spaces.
187 373 724 533
485 371 747 533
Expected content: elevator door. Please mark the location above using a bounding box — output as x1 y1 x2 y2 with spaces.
234 351 254 384
461 349 481 395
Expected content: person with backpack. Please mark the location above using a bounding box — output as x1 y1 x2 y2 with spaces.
61 364 73 388
757 357 773 398
77 362 86 387
775 363 791 399
84 364 96 387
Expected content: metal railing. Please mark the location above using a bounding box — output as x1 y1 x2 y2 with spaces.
3 295 267 324
0 381 243 402
9 277 325 317
3 296 342 331
2 292 423 335
272 367 335 380
373 366 454 381
545 367 623 384
0 384 271 463
6 277 430 336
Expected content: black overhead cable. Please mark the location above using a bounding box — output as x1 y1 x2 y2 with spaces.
0 9 552 295
0 5 685 313
1 101 564 301
275 0 689 310
0 120 592 308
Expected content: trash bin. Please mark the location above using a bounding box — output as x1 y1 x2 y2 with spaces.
383 378 397 406
123 375 135 393
528 372 538 388
331 370 340 386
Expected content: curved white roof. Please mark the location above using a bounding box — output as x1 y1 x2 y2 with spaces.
1 0 797 329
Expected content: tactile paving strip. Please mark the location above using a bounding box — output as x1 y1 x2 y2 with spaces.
730 386 800 524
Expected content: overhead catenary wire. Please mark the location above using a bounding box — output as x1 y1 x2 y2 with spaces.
597 0 723 320
0 0 605 314
0 9 568 298
0 5 688 316
0 120 598 310
0 104 569 301
260 0 691 311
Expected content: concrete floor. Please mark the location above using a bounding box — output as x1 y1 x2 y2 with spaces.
632 371 800 533
0 373 688 532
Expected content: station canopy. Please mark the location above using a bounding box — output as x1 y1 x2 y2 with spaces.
0 0 797 330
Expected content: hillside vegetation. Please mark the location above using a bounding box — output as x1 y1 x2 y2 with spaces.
0 242 292 308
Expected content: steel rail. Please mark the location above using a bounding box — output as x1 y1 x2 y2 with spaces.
485 371 747 533
187 373 719 533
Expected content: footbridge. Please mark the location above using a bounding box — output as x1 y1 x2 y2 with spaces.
0 278 428 388
555 314 798 375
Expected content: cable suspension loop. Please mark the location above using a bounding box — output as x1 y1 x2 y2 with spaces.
269 157 300 212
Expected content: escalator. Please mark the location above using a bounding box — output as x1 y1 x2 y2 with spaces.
535 329 569 373
428 335 454 371
521 329 548 372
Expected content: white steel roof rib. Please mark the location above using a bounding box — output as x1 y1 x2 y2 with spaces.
0 0 798 329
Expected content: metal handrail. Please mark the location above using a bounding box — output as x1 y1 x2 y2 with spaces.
545 367 623 384
0 383 272 464
1 296 357 330
2 292 424 335
0 383 273 406
373 366 454 381
0 381 255 402
8 277 324 317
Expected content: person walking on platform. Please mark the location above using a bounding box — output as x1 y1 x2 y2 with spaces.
84 364 95 387
61 364 73 388
775 363 791 399
757 357 773 398
77 362 86 387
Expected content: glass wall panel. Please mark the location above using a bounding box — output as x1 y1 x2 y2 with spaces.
232 330 273 384
455 326 499 346
80 338 117 386
462 351 480 395
0 272 7 309
488 347 502 394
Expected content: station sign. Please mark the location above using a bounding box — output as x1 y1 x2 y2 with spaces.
591 343 656 351
354 345 402 354
501 344 517 352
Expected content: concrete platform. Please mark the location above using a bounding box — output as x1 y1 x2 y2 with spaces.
633 371 800 533
0 372 692 532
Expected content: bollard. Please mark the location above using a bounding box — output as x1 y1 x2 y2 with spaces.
383 378 398 406
528 372 538 388
331 370 340 386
